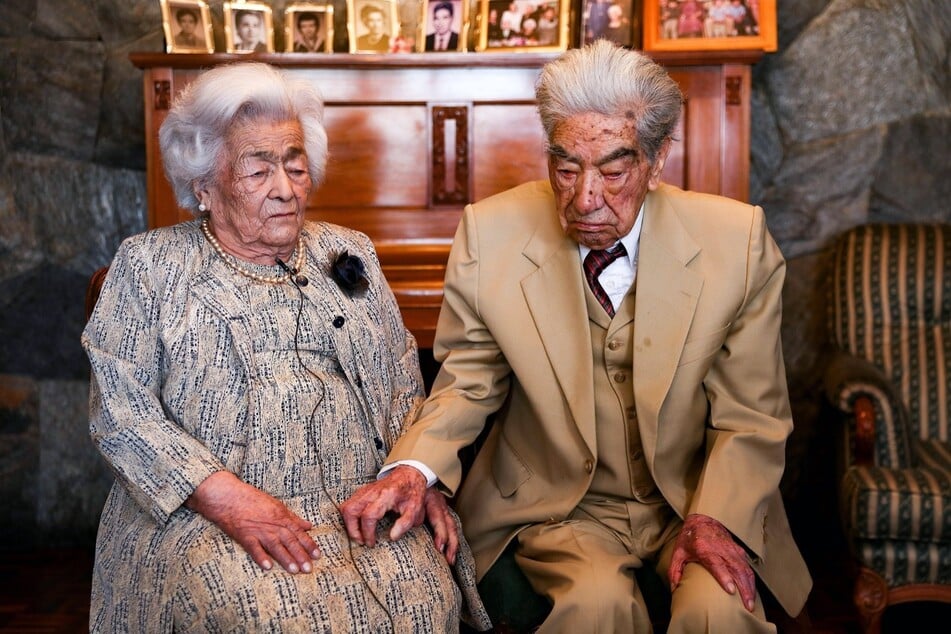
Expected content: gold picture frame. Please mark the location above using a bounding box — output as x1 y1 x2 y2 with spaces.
419 0 468 52
160 0 214 53
347 0 401 53
224 1 276 53
285 3 334 53
476 0 570 53
643 0 777 52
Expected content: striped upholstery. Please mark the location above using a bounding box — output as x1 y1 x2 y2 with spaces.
828 223 951 587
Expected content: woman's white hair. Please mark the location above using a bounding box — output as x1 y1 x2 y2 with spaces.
158 62 328 215
535 40 683 165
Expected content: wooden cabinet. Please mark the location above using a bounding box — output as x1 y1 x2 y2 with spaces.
131 50 760 347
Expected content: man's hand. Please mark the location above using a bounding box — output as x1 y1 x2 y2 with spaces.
668 513 756 612
422 486 459 565
186 471 320 574
339 465 428 548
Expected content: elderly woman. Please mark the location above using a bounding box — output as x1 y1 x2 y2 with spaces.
82 62 489 632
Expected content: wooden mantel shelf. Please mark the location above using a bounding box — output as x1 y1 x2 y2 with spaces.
133 50 758 347
130 49 763 70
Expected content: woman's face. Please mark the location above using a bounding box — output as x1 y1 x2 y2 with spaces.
238 14 262 44
202 118 312 259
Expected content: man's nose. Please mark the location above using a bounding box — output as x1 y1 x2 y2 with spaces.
575 171 603 214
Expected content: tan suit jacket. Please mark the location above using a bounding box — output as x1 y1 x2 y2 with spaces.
388 181 813 616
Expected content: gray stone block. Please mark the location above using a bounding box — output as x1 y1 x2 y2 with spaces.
0 39 105 161
38 379 110 546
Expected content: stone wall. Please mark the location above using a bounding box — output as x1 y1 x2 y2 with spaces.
0 0 948 553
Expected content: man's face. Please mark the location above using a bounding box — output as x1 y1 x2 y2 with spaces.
548 112 669 250
433 7 452 35
179 13 197 34
299 18 318 39
365 10 385 35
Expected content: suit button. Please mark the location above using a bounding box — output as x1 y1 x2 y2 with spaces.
584 459 593 473
332 316 345 328
613 372 627 383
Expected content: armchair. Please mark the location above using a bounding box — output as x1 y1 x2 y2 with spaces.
823 223 951 633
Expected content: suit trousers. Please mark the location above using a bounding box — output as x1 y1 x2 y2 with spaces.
514 496 775 633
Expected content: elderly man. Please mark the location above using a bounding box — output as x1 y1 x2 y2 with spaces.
342 41 812 632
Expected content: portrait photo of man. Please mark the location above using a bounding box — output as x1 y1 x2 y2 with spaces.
224 2 274 53
423 0 462 51
286 5 333 53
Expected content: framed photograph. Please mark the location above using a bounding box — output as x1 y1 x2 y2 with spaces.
160 0 214 53
347 0 401 53
419 0 468 52
285 3 334 52
476 0 570 52
581 0 640 47
223 1 275 53
643 0 777 52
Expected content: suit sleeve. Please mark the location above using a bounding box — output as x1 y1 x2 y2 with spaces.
689 206 793 558
386 204 513 493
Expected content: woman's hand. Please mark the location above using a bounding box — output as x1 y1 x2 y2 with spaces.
186 471 321 573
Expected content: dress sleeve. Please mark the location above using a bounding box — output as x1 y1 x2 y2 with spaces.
82 240 224 524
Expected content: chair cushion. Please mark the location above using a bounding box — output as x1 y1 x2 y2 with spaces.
852 539 951 587
841 439 951 544
828 223 951 444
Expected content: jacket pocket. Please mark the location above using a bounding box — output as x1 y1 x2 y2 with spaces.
491 431 532 497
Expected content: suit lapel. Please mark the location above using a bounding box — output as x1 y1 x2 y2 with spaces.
633 188 703 452
521 228 598 455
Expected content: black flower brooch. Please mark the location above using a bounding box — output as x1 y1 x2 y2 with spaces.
330 250 369 297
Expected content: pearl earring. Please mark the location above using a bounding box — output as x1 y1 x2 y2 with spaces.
198 203 207 212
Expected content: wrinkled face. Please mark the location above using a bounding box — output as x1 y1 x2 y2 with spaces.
365 10 385 35
433 8 452 35
238 14 261 43
201 118 312 257
548 112 668 250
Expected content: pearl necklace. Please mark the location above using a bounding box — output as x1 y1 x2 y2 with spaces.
201 218 306 285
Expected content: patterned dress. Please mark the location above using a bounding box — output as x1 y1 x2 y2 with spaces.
82 220 490 632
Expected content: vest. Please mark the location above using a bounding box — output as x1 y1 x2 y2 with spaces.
584 282 661 502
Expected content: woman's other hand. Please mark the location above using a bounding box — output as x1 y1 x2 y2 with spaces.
186 471 321 573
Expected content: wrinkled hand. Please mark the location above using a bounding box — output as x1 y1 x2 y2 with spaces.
339 466 429 548
186 471 320 574
422 486 459 565
668 513 756 612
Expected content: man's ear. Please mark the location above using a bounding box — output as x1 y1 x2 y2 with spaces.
648 138 672 190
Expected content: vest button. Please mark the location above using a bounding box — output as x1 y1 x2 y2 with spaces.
613 372 627 383
608 339 622 350
583 459 593 473
631 450 643 461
